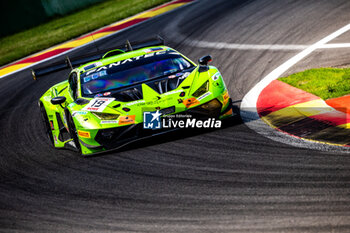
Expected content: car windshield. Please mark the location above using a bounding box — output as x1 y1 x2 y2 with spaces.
80 52 194 96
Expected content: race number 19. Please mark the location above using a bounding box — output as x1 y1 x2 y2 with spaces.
83 98 115 112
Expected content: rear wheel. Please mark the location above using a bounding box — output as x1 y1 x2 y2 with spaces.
66 110 81 153
39 102 54 146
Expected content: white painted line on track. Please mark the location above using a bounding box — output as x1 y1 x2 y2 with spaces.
240 23 350 153
186 41 350 51
242 23 350 111
319 43 350 48
188 41 309 50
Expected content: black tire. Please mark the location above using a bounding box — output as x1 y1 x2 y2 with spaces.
39 102 54 146
66 110 81 153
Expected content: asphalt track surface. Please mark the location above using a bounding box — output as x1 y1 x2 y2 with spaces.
1 0 350 232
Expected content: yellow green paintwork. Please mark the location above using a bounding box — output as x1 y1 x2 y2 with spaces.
39 46 232 155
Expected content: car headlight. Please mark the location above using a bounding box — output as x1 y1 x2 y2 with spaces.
200 99 221 111
192 80 209 98
92 112 119 120
211 72 221 81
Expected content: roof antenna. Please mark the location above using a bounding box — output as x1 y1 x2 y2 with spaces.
83 20 101 54
66 56 73 70
31 69 37 80
90 32 100 53
126 40 133 51
157 35 165 44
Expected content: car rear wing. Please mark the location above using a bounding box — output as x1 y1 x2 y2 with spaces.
31 36 164 80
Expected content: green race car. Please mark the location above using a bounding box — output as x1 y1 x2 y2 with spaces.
37 38 233 155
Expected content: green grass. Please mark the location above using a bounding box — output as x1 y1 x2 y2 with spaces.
279 68 350 100
0 0 170 67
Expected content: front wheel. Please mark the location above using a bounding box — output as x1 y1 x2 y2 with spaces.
66 110 81 153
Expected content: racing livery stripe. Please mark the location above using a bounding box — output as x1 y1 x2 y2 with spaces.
0 0 194 79
257 79 350 146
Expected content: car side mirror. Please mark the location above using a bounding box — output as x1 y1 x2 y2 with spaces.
198 55 212 66
198 55 212 72
51 96 66 105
